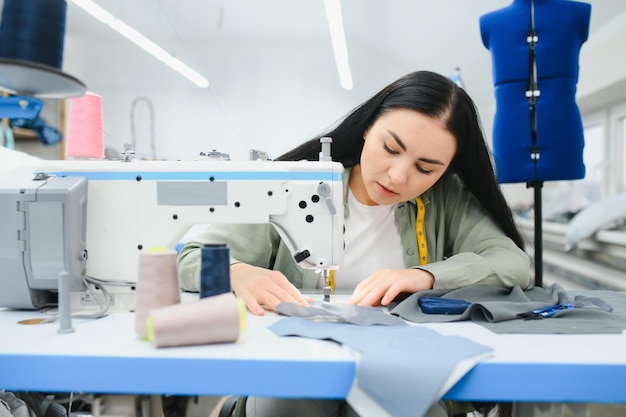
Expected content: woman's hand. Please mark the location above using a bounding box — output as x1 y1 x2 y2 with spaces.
348 268 435 307
230 263 312 316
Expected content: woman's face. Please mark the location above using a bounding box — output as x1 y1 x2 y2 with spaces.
356 108 457 206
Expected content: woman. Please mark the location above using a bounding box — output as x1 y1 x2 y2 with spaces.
178 70 529 417
179 70 529 308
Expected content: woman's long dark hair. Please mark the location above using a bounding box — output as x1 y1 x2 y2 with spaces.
277 70 525 251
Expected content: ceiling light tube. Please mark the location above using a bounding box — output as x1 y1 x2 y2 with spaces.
69 0 209 88
324 0 353 90
108 19 172 63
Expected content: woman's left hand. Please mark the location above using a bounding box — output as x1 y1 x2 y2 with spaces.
348 268 435 307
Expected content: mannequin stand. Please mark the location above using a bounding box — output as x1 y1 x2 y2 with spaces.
527 180 543 287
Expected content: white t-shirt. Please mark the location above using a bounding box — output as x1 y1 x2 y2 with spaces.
333 188 406 290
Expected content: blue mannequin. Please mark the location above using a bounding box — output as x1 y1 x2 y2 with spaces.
480 0 591 184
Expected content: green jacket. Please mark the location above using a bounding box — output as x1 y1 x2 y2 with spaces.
178 168 530 292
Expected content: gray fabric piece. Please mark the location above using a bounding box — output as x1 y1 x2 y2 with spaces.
275 301 407 326
389 283 626 334
269 317 491 417
0 398 12 417
0 394 30 417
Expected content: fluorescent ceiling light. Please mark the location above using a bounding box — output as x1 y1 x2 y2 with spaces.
69 0 209 88
324 0 352 90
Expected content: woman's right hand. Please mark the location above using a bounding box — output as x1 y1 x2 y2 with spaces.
230 263 311 316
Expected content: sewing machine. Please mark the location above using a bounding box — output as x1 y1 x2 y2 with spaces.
0 158 344 310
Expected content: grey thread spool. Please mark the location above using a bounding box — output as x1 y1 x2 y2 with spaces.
200 243 231 298
147 292 242 348
134 249 180 338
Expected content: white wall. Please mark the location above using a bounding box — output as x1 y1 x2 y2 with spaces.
577 9 626 113
63 36 409 162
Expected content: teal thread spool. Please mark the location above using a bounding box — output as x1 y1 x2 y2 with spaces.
200 243 231 298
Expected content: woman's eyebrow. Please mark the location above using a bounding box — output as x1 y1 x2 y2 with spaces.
388 130 446 166
388 130 407 151
418 157 446 166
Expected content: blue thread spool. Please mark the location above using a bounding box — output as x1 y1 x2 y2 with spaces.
0 0 67 68
200 244 231 298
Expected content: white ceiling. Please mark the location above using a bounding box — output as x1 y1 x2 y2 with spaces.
2 0 626 131
58 0 626 110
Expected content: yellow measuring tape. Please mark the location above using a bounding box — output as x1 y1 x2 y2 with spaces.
328 269 335 291
415 196 428 265
327 196 428 291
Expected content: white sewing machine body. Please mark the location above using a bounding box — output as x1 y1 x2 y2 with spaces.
0 159 344 309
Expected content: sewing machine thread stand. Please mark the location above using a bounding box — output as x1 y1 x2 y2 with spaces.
57 271 75 333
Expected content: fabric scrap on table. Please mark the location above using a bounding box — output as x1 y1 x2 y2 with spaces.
269 317 491 417
275 300 407 326
389 283 626 334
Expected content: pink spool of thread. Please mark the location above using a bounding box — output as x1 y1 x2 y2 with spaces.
65 91 104 159
134 248 181 339
146 293 246 348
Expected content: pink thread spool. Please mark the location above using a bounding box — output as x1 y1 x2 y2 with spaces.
146 292 245 348
134 248 181 339
65 91 104 159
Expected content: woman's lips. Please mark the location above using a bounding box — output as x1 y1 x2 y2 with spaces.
376 182 399 198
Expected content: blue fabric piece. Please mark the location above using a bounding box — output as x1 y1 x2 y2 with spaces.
269 317 492 417
10 116 62 145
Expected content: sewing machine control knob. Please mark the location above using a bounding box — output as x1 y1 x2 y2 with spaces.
317 182 336 215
